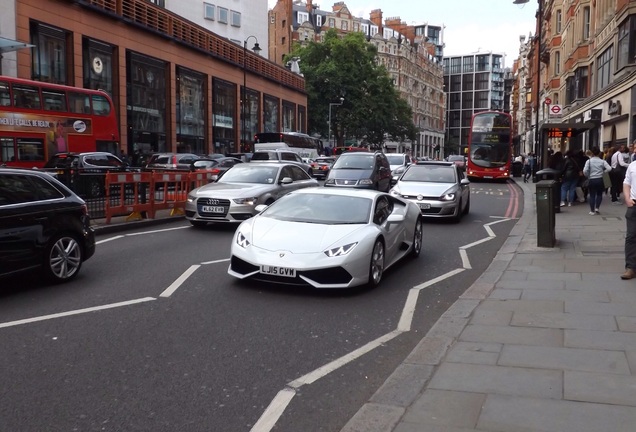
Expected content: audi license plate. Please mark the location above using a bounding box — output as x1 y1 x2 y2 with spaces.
260 265 296 278
201 205 225 213
418 203 431 210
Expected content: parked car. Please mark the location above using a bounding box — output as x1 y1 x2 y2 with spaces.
227 188 422 288
42 152 132 198
185 162 319 226
390 161 470 221
250 150 312 175
0 168 96 282
324 151 392 192
144 153 201 170
310 156 336 179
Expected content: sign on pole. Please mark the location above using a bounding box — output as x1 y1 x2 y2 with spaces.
544 97 552 105
549 104 562 117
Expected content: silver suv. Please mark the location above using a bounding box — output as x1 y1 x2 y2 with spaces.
250 150 311 175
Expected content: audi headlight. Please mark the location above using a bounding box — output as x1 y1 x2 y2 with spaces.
233 197 258 205
324 242 358 257
187 193 196 203
441 193 456 201
325 178 335 185
236 232 250 248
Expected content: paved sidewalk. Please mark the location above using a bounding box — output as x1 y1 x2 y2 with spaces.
341 179 636 432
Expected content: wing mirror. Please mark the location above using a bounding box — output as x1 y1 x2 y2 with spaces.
280 177 293 184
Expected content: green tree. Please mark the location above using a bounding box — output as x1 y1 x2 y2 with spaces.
286 29 416 147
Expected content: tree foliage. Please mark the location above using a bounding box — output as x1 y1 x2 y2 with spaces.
286 29 417 147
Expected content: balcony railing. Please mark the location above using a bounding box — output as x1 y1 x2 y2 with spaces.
68 0 304 91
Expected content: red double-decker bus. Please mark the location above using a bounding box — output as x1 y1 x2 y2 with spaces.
466 111 513 180
0 76 119 168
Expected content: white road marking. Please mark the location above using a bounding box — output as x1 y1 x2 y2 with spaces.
288 330 403 388
250 388 297 432
95 235 124 245
160 265 201 297
200 258 231 265
397 289 420 332
461 237 493 249
460 249 472 269
126 226 190 236
0 297 156 329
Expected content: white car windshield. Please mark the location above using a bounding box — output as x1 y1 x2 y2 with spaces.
262 193 372 224
401 166 456 183
332 155 374 170
218 165 279 184
386 155 406 165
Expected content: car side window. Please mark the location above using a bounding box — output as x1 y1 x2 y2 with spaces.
32 176 65 200
0 174 40 205
379 155 390 171
280 166 294 180
289 165 309 181
373 196 393 225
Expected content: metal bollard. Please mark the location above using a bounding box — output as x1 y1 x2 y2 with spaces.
536 180 556 247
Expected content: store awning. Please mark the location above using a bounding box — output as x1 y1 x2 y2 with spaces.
0 37 34 53
540 121 597 138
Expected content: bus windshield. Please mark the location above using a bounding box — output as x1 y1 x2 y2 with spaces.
469 112 511 168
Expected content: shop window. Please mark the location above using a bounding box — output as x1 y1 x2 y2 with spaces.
263 94 279 133
30 22 69 85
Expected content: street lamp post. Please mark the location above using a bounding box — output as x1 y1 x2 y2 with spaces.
242 36 261 153
328 97 344 149
514 0 542 170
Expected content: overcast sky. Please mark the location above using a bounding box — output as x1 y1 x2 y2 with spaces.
268 0 538 67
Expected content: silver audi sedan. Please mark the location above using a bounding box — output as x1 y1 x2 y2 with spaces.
185 162 319 226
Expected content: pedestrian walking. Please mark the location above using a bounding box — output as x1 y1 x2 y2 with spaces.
574 150 589 202
610 144 630 203
583 146 612 215
523 152 535 183
560 150 580 207
622 157 636 279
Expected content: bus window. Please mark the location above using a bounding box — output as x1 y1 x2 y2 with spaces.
0 82 10 107
42 89 67 112
69 92 91 114
1 138 15 162
16 138 45 161
91 94 111 116
13 85 41 109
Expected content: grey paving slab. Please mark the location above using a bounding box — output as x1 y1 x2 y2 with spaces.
565 279 633 291
427 362 562 399
339 403 404 432
565 329 636 351
478 394 636 432
475 299 563 313
495 279 565 290
369 363 434 407
521 289 610 302
400 390 485 428
566 262 623 273
470 310 513 326
609 291 636 304
445 341 502 365
460 324 563 347
565 370 636 406
442 299 481 319
617 316 636 332
507 264 565 272
627 351 636 373
580 272 629 282
459 281 495 300
497 271 528 281
566 300 636 316
395 424 497 432
403 336 453 366
498 344 630 374
527 272 582 281
510 311 617 331
427 317 469 340
487 289 521 300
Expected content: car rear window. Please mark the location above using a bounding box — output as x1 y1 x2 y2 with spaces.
251 152 273 161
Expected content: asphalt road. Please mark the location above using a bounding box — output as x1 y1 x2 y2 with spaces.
0 180 523 432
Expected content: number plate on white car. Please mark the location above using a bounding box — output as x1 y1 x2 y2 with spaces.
201 206 225 213
260 265 296 277
418 203 431 210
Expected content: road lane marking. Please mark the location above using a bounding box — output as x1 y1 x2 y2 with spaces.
460 249 472 269
201 258 230 265
160 265 201 298
0 298 156 329
96 235 124 245
250 388 296 432
126 226 190 236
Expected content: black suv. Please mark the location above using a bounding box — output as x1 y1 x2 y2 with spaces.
0 168 96 282
250 150 312 174
324 151 392 192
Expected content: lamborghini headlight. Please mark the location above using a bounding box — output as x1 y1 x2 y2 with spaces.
236 232 250 248
324 242 358 257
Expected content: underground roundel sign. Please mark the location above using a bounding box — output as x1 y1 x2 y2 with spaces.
550 104 562 115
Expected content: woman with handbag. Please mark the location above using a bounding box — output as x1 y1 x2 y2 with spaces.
583 146 613 215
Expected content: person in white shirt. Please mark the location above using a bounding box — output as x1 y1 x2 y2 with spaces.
583 146 612 215
610 144 630 203
621 151 636 279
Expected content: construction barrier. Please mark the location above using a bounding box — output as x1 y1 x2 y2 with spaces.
104 172 154 224
152 171 190 216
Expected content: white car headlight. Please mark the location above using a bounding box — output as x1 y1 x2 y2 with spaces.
236 232 250 248
441 193 456 201
187 193 196 203
359 179 373 185
324 242 358 257
233 197 258 205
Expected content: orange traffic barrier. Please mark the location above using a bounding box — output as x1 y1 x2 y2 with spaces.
152 171 190 216
189 169 219 189
104 172 154 224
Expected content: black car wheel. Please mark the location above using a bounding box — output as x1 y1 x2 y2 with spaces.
410 218 423 258
367 239 385 287
463 196 470 215
43 234 83 282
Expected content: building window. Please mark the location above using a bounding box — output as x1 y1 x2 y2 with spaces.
617 17 636 70
270 14 274 24
212 78 236 155
298 11 308 24
353 23 359 32
231 10 240 27
329 18 335 28
341 21 348 31
554 51 560 75
83 37 115 97
30 22 70 85
462 56 474 73
147 0 165 7
263 94 280 133
556 10 562 33
583 7 590 40
204 3 215 20
596 46 613 91
218 7 228 24
575 67 588 99
176 67 205 155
